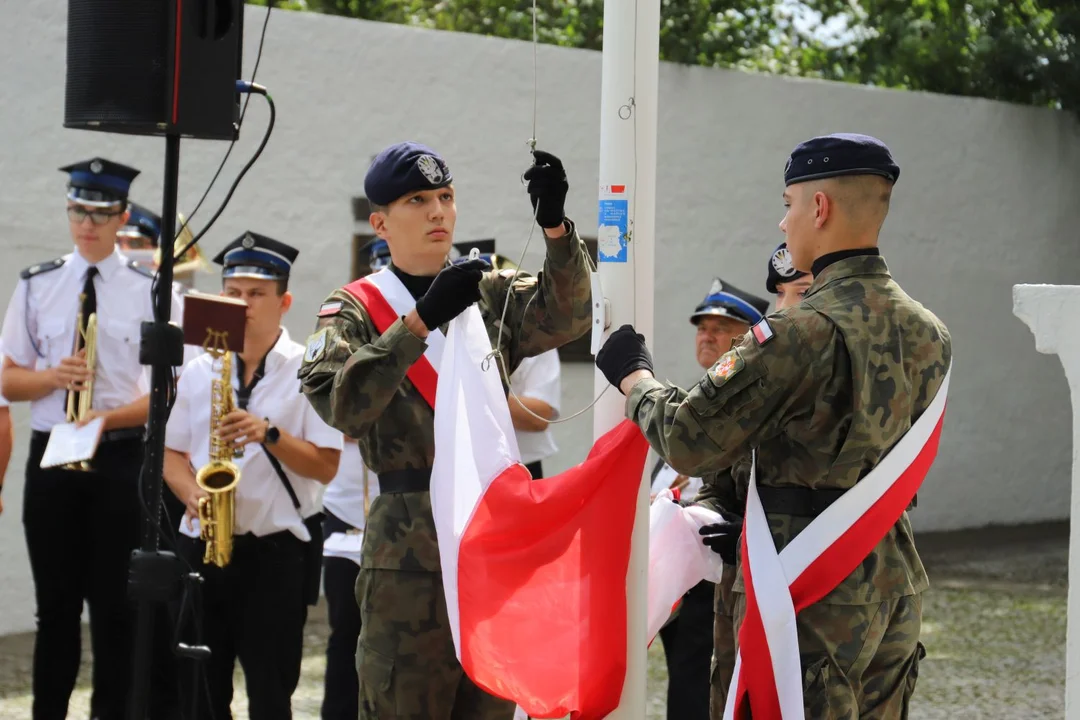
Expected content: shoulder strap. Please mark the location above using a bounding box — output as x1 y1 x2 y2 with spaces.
126 259 155 279
263 447 302 511
20 257 65 280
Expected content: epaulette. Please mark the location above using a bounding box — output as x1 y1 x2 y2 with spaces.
127 260 155 279
499 268 538 293
20 257 65 280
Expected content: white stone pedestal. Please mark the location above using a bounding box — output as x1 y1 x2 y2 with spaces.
1013 283 1080 716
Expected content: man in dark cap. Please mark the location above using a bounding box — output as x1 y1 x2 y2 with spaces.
298 142 592 719
163 232 343 717
117 203 208 290
688 278 770 374
651 277 767 720
596 133 951 717
0 158 187 720
364 237 392 271
116 202 161 262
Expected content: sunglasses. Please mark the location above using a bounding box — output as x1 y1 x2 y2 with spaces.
67 206 123 226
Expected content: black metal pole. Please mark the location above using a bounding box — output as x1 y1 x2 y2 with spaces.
128 132 182 720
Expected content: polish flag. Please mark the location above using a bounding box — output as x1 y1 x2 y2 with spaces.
431 305 650 720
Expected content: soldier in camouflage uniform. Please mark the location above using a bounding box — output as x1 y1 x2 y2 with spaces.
298 142 592 719
597 133 951 719
691 243 813 717
653 278 768 720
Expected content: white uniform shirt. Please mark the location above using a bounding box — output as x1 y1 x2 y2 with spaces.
166 327 343 542
508 349 561 465
0 247 185 431
322 440 379 531
0 354 8 408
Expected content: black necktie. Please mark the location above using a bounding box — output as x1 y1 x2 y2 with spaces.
81 266 98 318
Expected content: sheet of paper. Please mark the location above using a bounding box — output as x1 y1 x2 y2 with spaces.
323 530 364 556
39 418 105 470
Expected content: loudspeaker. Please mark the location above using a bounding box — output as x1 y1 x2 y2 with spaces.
64 0 244 141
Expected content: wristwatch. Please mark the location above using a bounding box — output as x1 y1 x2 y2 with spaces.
264 420 280 445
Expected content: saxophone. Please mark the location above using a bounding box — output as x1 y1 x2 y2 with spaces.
63 296 97 471
195 349 242 567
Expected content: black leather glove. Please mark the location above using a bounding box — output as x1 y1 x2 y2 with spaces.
413 257 491 331
595 324 654 391
698 511 744 566
523 150 569 230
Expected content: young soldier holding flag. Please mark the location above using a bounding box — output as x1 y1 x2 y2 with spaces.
298 142 592 719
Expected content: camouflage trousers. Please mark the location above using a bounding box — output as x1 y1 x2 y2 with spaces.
355 567 517 720
729 592 925 720
709 563 739 718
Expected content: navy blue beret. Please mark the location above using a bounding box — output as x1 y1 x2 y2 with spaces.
765 242 809 294
784 133 899 187
364 142 453 206
690 277 769 326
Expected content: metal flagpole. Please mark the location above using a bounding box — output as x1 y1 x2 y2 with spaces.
593 0 660 716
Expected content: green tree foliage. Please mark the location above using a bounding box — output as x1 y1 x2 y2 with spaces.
249 0 1079 112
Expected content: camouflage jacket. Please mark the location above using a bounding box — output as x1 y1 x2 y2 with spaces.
628 254 951 604
298 223 593 572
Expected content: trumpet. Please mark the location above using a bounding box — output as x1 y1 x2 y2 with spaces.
195 339 241 567
64 296 97 472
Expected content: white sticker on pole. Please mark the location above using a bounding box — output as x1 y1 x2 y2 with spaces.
598 184 629 263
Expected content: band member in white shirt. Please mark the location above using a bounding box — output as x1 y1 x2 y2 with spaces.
164 232 342 718
0 353 12 514
320 438 379 720
0 158 187 720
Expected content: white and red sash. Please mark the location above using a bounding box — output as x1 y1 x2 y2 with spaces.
342 268 446 410
724 367 952 720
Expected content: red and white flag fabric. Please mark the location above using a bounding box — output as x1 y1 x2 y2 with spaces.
724 367 951 720
342 268 444 408
431 305 650 720
646 489 726 643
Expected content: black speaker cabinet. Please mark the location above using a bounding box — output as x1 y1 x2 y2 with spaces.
64 0 244 141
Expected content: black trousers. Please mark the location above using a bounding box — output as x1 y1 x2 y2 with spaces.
658 579 715 720
321 511 362 720
525 460 544 480
176 529 309 720
22 430 179 720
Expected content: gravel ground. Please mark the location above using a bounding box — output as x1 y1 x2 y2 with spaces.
0 523 1066 719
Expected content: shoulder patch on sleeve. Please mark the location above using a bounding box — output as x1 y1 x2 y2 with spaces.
707 349 744 385
317 301 343 317
127 260 155 279
303 328 329 363
751 318 774 346
20 257 65 280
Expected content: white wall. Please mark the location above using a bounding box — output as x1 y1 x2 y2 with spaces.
0 0 1077 634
